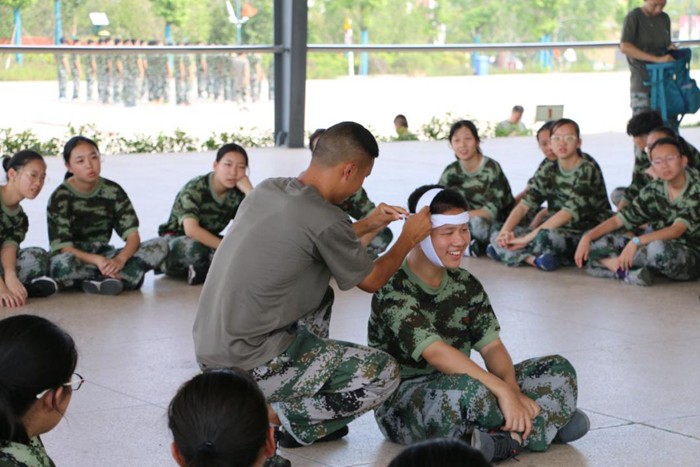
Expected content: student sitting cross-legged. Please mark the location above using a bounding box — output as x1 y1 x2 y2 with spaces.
369 185 589 464
575 137 700 286
47 136 168 295
487 118 611 271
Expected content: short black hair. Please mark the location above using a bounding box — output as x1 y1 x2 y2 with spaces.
536 120 555 142
407 184 469 214
648 137 683 159
2 150 44 173
311 121 378 167
394 114 408 128
389 438 491 467
512 105 524 113
309 128 325 152
626 111 664 137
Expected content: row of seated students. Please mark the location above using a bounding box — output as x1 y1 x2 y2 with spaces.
3 111 696 309
0 117 696 464
0 132 395 307
0 315 493 466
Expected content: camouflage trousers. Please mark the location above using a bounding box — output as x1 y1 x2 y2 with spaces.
49 238 168 290
160 236 214 278
366 227 394 259
71 72 80 99
196 72 207 98
375 355 577 452
251 287 400 446
489 227 581 267
98 73 111 104
57 67 67 99
86 72 95 100
631 91 650 116
0 247 49 284
587 231 700 281
470 216 501 251
112 75 122 103
122 75 138 107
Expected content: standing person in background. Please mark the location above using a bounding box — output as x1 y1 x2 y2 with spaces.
69 39 82 101
112 39 123 104
196 42 208 99
84 39 97 101
96 37 112 104
55 38 70 101
122 39 138 107
620 0 674 115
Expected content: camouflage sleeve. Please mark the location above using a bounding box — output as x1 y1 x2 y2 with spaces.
47 188 75 252
177 183 204 223
114 186 140 241
338 188 375 220
1 212 28 248
461 272 501 352
559 163 601 223
672 189 700 233
617 184 655 230
438 166 451 186
479 160 513 219
522 163 548 210
372 286 442 362
623 147 649 204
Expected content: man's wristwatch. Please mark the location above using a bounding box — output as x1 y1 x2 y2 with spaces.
631 236 641 246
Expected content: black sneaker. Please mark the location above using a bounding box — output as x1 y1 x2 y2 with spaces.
25 277 58 298
187 264 207 286
278 425 349 449
553 409 590 444
81 278 124 296
468 239 484 257
467 429 521 462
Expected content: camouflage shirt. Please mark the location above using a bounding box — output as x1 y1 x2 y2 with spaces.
527 152 601 188
523 157 612 232
158 173 245 237
47 177 139 252
337 188 375 221
624 139 700 203
618 167 700 254
0 437 55 467
369 261 501 379
0 190 28 248
438 156 515 221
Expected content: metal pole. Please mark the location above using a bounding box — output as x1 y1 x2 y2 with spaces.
14 8 23 65
236 0 243 45
55 0 62 45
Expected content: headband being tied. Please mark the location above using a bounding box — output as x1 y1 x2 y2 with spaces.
415 189 470 268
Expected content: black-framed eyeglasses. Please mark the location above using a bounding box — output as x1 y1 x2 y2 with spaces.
36 373 85 399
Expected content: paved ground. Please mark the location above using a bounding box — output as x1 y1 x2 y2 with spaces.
4 129 698 466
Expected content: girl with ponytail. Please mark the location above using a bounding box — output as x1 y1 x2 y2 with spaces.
0 150 57 307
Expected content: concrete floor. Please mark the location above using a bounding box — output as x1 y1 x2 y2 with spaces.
8 130 700 466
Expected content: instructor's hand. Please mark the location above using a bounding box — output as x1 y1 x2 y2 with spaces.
365 203 407 232
401 206 432 246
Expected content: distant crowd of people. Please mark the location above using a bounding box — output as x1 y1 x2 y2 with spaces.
55 38 270 107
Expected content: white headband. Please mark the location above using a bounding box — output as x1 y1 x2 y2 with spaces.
415 189 470 268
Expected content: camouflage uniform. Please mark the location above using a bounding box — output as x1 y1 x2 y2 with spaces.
84 53 96 101
588 168 700 281
122 53 138 107
490 158 612 266
69 53 80 99
96 51 111 104
223 54 234 101
158 173 245 278
369 263 578 451
0 194 49 283
615 141 700 205
439 156 515 248
337 188 394 258
184 53 194 104
196 52 207 98
46 178 168 289
233 54 250 104
146 52 159 101
206 53 221 100
112 53 122 104
55 53 68 99
249 53 262 102
251 287 400 445
0 437 55 467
